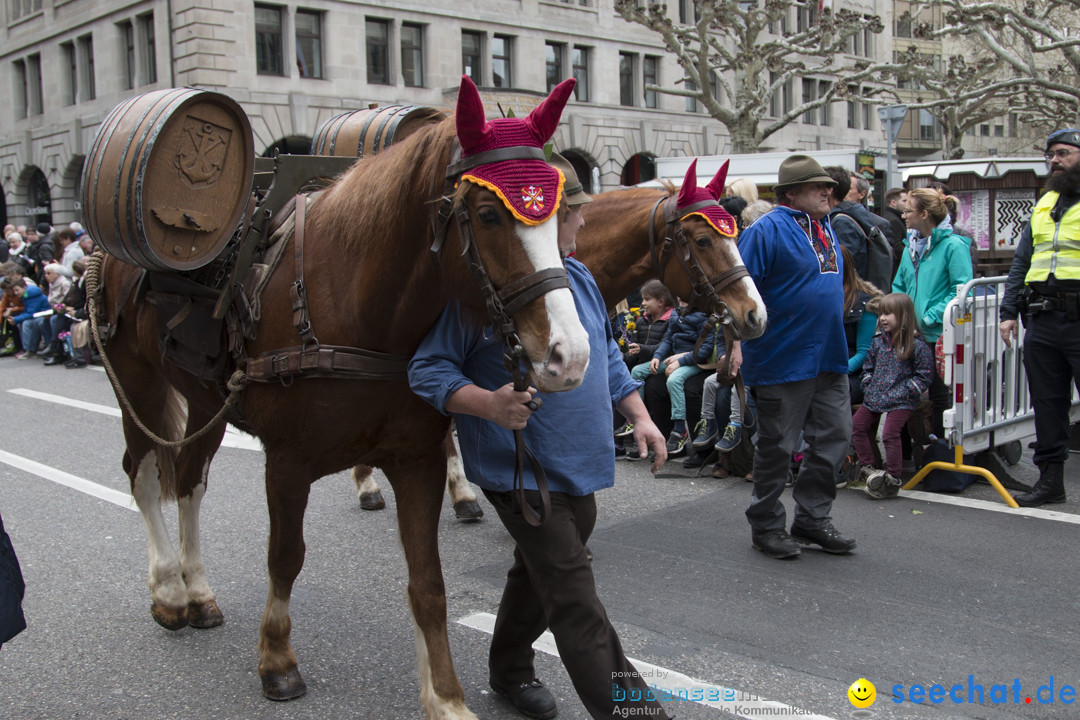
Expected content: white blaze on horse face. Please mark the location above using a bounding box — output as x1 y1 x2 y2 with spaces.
515 218 590 391
723 238 767 339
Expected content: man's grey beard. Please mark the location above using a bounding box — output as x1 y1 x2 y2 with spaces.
1045 163 1080 193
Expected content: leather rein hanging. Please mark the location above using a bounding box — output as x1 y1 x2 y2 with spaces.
430 143 573 527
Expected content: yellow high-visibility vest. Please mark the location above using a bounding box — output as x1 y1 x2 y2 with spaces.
1027 190 1080 283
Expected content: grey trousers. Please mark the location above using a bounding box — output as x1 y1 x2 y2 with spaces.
746 373 851 533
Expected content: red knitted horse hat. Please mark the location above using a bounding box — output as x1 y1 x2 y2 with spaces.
676 159 737 237
456 75 576 225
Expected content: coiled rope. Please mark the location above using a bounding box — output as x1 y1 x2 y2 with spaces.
84 250 250 449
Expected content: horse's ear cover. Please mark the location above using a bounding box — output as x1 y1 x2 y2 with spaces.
455 75 577 226
676 158 737 238
706 160 730 201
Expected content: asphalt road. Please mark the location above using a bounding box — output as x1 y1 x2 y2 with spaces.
1 358 1078 720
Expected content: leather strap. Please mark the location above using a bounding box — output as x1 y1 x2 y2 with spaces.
246 344 410 382
289 195 318 350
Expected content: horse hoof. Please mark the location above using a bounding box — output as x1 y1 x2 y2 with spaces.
359 491 386 511
261 668 307 700
187 599 225 629
150 603 189 631
453 500 484 521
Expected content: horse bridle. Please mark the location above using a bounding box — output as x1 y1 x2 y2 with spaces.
647 194 750 330
430 142 571 527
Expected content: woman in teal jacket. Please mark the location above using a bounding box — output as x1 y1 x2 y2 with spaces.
891 187 973 435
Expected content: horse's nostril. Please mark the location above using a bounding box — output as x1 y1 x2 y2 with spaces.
747 310 759 328
547 345 565 377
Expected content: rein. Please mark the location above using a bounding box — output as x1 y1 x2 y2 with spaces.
431 142 569 527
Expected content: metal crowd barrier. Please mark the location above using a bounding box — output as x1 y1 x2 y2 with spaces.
902 276 1080 507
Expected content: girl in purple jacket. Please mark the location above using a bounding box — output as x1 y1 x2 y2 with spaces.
853 292 933 498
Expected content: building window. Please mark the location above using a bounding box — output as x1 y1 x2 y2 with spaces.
572 45 589 101
366 18 390 84
27 53 44 116
847 84 858 129
818 80 830 126
78 35 95 101
619 52 636 106
492 34 512 88
862 95 872 130
545 42 565 93
119 21 135 90
994 124 1004 137
921 110 938 141
678 0 699 24
895 15 912 38
255 5 284 75
462 30 482 85
139 13 157 85
643 55 658 108
295 10 323 79
685 76 698 113
399 23 423 87
980 123 990 137
62 41 77 105
802 78 816 123
10 0 42 21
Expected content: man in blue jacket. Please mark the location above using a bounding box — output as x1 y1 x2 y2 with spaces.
409 160 671 720
737 155 857 560
4 277 51 359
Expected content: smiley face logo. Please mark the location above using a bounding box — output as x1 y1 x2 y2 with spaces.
848 678 876 708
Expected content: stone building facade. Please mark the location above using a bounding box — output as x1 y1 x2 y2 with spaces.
0 0 1029 230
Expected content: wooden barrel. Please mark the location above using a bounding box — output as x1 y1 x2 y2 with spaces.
310 105 444 157
81 88 255 272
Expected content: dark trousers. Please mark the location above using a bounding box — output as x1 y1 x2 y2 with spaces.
747 373 851 533
483 489 670 720
852 406 914 478
1023 308 1080 465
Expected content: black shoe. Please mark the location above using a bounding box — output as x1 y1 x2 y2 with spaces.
490 678 558 719
1013 461 1066 507
43 354 66 366
665 429 689 457
682 451 707 469
789 522 857 554
64 358 88 369
751 529 801 559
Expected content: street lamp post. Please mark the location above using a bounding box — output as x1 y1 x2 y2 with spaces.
877 104 908 194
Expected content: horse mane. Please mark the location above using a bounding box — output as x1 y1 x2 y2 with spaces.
310 116 457 253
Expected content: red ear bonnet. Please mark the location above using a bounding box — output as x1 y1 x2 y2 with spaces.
676 159 737 238
455 76 577 225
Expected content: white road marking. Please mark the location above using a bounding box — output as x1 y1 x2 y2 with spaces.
7 388 263 451
0 449 137 511
456 612 839 720
899 489 1080 524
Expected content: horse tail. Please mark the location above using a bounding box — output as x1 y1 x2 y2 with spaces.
155 386 189 501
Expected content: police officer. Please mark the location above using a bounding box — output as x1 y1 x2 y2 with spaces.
999 129 1080 507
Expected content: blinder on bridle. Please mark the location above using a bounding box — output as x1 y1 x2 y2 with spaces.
429 141 572 528
646 194 750 331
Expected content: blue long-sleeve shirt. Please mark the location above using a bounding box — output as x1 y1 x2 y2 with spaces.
408 258 640 496
737 206 849 386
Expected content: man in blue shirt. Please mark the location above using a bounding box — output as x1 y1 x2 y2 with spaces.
409 159 672 720
738 155 857 560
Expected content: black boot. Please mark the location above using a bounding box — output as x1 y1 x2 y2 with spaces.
40 340 60 360
1014 462 1066 507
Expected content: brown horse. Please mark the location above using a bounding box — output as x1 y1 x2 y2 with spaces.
91 77 588 719
350 162 767 512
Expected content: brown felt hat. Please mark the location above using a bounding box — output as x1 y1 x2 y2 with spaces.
773 154 838 193
549 152 592 206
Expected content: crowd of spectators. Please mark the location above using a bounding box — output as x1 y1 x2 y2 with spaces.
2 223 95 367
